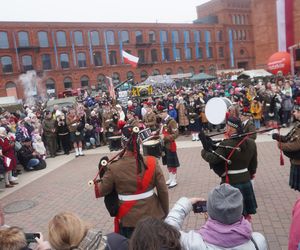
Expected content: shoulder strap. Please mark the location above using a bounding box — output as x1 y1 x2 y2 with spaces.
250 236 259 250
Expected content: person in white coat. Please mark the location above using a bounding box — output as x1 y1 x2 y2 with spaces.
165 183 268 250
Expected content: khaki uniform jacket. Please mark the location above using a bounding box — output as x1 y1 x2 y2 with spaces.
143 112 157 130
66 115 79 133
42 118 56 137
243 119 257 140
162 118 179 150
201 136 257 184
280 122 300 165
98 155 169 227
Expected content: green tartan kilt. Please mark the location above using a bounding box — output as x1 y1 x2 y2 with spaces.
289 164 300 192
231 181 257 215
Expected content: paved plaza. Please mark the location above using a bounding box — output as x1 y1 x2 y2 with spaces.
0 131 298 250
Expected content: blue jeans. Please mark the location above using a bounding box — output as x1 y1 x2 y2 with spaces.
26 158 40 170
254 119 260 129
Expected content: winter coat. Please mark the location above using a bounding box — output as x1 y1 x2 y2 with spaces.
176 103 189 126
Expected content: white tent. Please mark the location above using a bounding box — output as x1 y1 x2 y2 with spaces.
139 73 192 87
238 69 273 79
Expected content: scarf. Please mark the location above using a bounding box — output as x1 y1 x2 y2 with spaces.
198 217 252 248
74 229 107 250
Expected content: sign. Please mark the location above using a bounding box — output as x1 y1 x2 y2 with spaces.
117 90 128 107
267 52 291 75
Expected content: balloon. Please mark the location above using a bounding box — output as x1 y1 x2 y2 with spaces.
267 52 291 75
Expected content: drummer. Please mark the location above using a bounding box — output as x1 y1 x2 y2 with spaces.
159 108 180 188
143 105 158 132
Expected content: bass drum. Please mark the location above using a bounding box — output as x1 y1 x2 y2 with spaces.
142 139 162 158
205 97 232 125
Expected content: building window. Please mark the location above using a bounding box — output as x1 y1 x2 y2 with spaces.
106 31 115 45
242 30 246 40
38 31 49 47
121 31 129 43
151 49 158 62
148 31 156 43
109 50 117 65
238 30 242 40
218 47 224 58
1 56 13 73
140 70 148 81
18 31 29 47
240 49 245 55
91 31 100 46
189 66 195 74
186 48 192 60
241 15 245 25
198 47 203 59
175 48 181 61
172 31 179 43
138 50 145 63
64 77 72 89
165 68 172 75
127 71 134 80
177 67 184 74
153 69 160 75
232 15 235 24
164 48 170 61
0 32 9 49
60 53 69 69
93 51 102 66
56 31 67 47
136 31 143 44
233 30 237 40
22 55 33 71
161 30 168 43
81 75 89 87
217 31 223 41
194 31 201 42
42 54 52 70
208 47 213 58
77 52 87 68
46 78 56 95
235 15 239 25
184 31 190 43
74 31 84 46
199 66 205 73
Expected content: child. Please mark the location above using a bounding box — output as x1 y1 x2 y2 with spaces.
32 135 46 160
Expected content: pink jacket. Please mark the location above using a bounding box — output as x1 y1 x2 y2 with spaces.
289 198 300 250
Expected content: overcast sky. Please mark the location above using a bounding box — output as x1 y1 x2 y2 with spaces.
0 0 210 23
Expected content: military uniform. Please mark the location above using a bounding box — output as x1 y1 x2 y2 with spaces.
276 121 300 191
201 135 258 215
242 119 257 140
98 155 169 234
42 117 57 157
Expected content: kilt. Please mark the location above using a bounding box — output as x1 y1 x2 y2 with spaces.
162 147 180 168
188 118 201 132
70 131 84 143
231 181 257 215
289 164 300 192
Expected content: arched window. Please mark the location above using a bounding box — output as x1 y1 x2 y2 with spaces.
18 31 29 47
135 31 143 44
140 70 148 81
22 55 33 71
74 31 84 46
148 31 156 43
0 32 9 49
60 53 69 69
209 65 216 75
106 31 115 45
112 72 120 84
56 31 67 47
77 52 87 68
152 69 160 76
199 66 205 73
151 49 158 62
165 68 172 75
238 30 242 40
172 31 179 43
242 30 246 40
93 51 102 66
46 78 56 95
121 31 129 43
5 82 17 98
189 66 195 74
91 31 100 46
38 31 49 47
109 50 117 65
1 56 13 73
127 71 134 81
81 75 89 87
177 67 184 74
63 77 72 89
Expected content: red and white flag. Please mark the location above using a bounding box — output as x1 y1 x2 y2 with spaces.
276 0 294 51
122 50 139 68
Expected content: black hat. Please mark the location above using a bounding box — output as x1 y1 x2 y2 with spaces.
227 116 242 131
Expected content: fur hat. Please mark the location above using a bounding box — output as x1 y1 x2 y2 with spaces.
207 184 243 225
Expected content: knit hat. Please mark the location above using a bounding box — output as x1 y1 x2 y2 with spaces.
207 184 243 225
227 116 242 131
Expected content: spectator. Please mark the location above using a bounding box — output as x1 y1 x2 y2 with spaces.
48 212 128 250
165 184 268 250
42 110 57 158
15 120 31 143
56 112 70 155
84 124 96 149
288 198 300 250
32 135 46 160
129 217 181 250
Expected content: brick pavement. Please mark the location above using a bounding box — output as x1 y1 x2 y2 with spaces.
0 139 298 250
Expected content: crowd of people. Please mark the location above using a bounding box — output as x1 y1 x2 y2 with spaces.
0 75 300 249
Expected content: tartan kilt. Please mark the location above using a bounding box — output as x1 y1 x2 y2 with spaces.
162 147 180 168
289 164 300 192
231 181 257 215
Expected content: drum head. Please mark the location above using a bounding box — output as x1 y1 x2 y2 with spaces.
205 97 229 125
143 139 159 146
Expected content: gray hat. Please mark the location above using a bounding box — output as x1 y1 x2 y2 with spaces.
207 184 243 225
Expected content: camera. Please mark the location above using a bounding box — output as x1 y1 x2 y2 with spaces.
192 200 207 213
25 233 40 244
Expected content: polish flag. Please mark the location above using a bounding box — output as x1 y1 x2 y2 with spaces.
122 50 139 68
276 0 294 51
